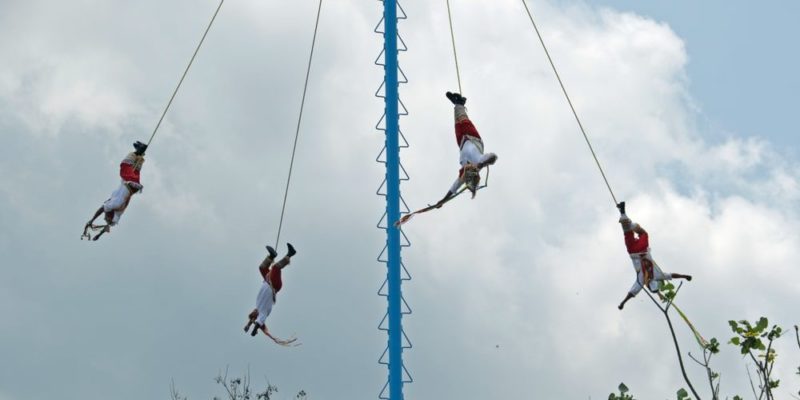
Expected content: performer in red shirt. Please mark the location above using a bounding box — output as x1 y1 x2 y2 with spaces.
244 243 298 346
434 91 498 207
616 201 692 310
82 141 147 240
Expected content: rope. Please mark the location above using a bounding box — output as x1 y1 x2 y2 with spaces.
446 0 463 94
520 0 618 206
146 0 225 147
274 0 323 248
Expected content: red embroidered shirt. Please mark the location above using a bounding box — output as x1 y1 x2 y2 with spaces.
624 231 649 254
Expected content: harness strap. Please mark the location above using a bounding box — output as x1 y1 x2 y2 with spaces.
460 134 484 154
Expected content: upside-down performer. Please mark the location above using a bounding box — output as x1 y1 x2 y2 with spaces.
395 91 498 226
616 201 692 310
243 243 300 346
82 141 147 241
437 91 498 203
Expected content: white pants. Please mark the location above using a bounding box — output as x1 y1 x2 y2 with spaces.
448 143 496 193
255 281 276 325
460 140 495 167
629 255 673 295
103 183 131 226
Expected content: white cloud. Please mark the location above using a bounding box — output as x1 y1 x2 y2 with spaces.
0 0 798 399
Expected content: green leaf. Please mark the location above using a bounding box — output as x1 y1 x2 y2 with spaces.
739 320 751 328
729 337 740 346
676 388 689 400
619 383 629 393
756 317 768 332
708 337 720 353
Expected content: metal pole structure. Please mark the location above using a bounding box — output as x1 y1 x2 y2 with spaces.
383 0 403 399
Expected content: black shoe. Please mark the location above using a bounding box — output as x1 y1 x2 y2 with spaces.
445 91 467 105
616 201 626 215
265 245 278 259
250 322 260 337
286 243 296 258
133 141 148 155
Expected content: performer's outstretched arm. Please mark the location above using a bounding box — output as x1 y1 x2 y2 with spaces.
435 189 455 208
435 173 465 208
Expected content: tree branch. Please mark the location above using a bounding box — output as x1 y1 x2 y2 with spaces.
665 281 684 313
764 338 775 400
747 354 767 400
640 283 701 399
664 308 702 399
687 350 717 399
702 349 718 400
170 379 186 400
687 352 705 367
641 284 665 312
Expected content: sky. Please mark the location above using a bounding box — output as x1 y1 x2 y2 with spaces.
0 0 798 399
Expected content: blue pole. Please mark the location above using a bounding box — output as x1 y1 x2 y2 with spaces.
383 0 403 399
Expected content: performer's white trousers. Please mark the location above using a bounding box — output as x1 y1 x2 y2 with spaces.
629 259 674 295
103 183 131 226
460 140 495 167
255 281 275 325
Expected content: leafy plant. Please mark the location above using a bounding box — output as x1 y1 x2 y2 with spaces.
728 318 783 400
171 367 307 400
608 382 635 400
